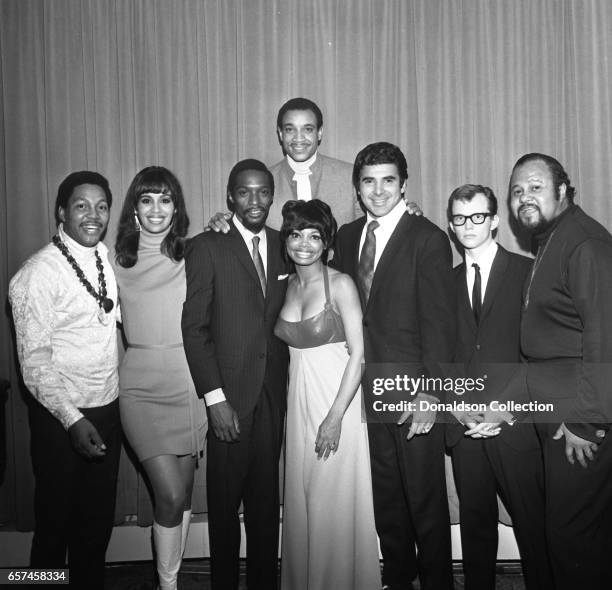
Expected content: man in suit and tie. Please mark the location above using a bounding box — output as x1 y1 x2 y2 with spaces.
182 159 289 590
446 184 552 590
333 142 456 590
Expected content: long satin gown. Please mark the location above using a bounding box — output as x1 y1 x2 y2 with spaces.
274 266 380 590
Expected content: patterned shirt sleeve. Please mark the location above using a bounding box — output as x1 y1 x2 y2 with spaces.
9 261 84 430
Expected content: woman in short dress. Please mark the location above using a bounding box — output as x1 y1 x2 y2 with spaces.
114 166 206 590
275 199 380 590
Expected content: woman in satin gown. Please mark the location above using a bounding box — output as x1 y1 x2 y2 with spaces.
275 199 380 590
113 167 206 590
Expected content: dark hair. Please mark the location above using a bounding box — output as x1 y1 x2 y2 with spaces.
447 184 498 221
279 199 337 264
511 153 576 204
55 171 112 225
276 97 323 129
352 142 408 193
115 166 189 268
226 159 274 208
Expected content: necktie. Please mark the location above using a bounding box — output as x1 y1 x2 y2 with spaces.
357 220 379 302
472 263 482 324
252 236 266 295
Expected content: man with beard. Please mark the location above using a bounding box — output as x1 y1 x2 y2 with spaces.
9 171 121 590
182 159 289 590
509 153 612 590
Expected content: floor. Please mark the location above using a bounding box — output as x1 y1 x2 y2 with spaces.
104 559 527 589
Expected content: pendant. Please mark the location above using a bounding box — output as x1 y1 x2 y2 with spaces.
102 298 114 313
98 307 111 326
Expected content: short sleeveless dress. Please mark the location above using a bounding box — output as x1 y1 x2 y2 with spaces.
113 229 206 461
274 266 380 590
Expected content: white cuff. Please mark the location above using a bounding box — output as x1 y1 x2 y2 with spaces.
204 388 226 406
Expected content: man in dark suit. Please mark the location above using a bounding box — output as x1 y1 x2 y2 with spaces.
510 153 612 590
446 184 552 590
333 142 455 590
182 159 289 590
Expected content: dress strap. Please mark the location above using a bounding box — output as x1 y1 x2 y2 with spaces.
323 264 332 310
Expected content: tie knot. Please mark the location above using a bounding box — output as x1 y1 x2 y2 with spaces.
367 220 380 233
252 236 260 248
472 262 480 272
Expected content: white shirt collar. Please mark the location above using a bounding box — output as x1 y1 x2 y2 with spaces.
286 152 317 174
359 199 408 270
366 198 407 232
232 214 267 249
464 240 498 275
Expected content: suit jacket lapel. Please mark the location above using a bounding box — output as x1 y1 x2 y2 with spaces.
265 227 283 308
309 156 323 198
481 246 508 323
280 159 298 199
367 212 412 307
227 220 264 298
347 217 367 307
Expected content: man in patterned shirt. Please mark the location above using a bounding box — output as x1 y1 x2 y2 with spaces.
9 171 120 590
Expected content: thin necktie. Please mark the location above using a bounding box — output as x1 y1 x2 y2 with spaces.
472 262 482 324
357 220 380 302
251 236 266 295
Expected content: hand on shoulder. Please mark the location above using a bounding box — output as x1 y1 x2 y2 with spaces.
205 212 232 233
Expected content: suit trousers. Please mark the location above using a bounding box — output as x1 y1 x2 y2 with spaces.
451 429 553 590
28 398 121 590
206 386 285 590
536 422 612 590
367 421 453 590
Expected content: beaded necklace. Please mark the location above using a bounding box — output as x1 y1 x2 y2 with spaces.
523 228 557 311
52 235 114 314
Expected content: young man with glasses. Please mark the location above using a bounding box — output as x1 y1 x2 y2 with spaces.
446 184 553 590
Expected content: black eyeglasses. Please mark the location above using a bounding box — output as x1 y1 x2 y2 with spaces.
451 212 493 226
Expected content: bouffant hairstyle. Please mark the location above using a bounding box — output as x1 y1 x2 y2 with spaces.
279 199 337 264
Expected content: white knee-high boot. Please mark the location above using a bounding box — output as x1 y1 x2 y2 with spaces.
180 509 192 556
153 521 182 590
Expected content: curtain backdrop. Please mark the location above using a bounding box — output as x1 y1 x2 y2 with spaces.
1 0 612 529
